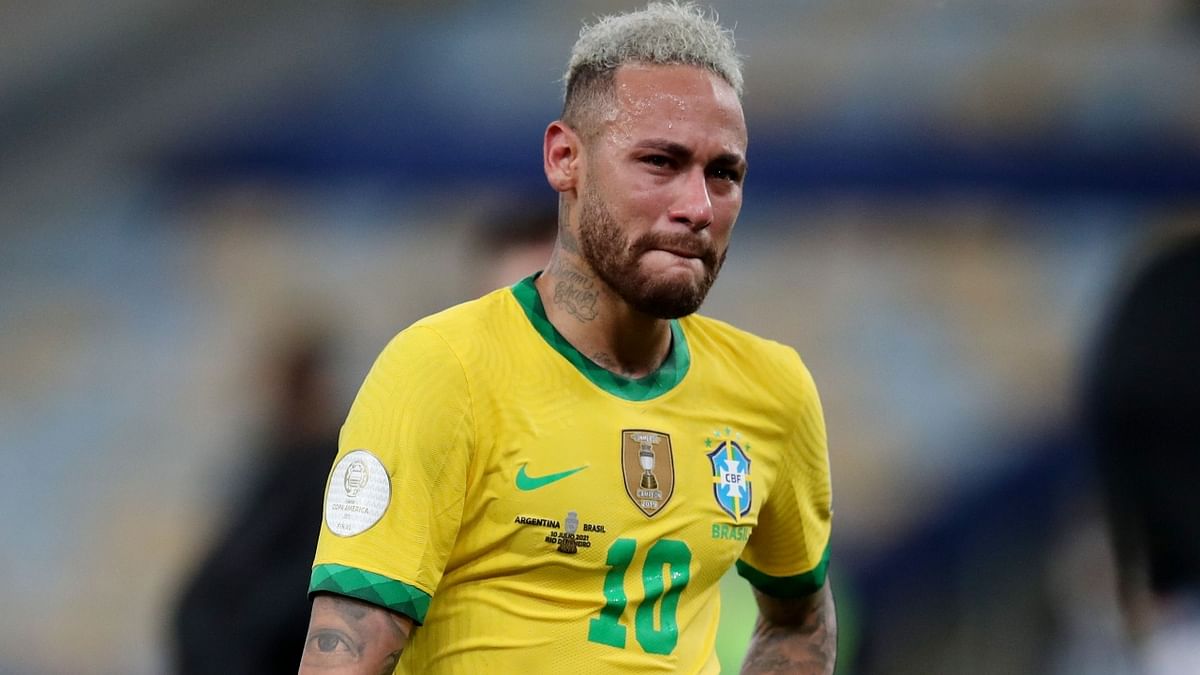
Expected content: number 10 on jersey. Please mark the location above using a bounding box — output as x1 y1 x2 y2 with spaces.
587 538 692 655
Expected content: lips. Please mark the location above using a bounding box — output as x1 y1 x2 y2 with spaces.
638 235 708 259
655 246 703 259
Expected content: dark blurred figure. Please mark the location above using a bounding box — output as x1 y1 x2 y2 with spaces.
173 329 341 674
1087 230 1200 672
171 204 557 674
468 201 559 294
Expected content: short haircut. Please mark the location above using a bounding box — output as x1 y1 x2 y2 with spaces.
562 1 743 139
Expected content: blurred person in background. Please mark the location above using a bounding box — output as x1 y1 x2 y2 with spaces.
300 3 835 674
173 327 341 674
171 209 557 674
1088 229 1200 675
470 203 559 294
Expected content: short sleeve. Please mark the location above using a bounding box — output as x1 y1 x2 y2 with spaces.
737 358 833 598
310 325 474 624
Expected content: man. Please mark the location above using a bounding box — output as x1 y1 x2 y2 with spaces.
300 3 836 673
175 330 341 674
1088 230 1200 673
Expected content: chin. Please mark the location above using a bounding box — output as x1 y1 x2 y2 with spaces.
621 256 716 318
628 274 709 319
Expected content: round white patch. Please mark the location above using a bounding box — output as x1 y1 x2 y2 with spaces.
325 449 391 537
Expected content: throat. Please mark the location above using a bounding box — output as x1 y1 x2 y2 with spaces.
534 266 673 379
589 337 671 380
566 310 674 380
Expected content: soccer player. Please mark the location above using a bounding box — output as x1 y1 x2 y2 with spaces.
299 3 836 673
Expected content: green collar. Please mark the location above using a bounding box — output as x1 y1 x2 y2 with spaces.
510 274 690 401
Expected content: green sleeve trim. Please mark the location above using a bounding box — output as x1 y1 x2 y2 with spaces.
736 543 831 598
509 273 690 401
309 563 432 624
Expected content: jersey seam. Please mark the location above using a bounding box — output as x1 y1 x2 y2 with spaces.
788 348 823 570
747 346 827 576
412 324 478 510
784 349 807 550
789 350 834 573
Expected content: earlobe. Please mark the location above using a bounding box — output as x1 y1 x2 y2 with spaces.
544 121 581 193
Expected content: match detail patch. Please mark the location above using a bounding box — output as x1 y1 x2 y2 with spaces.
325 449 391 537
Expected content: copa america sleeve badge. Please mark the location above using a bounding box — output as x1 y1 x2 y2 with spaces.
324 449 391 537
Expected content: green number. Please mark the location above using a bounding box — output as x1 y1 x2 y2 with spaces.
635 539 691 654
587 538 693 656
587 538 637 648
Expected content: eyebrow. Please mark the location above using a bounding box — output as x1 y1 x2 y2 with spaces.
634 139 747 169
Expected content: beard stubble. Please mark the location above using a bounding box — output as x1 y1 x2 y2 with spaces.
577 181 726 320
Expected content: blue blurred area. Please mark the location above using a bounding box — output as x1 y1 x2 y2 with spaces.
167 114 1200 202
0 1 1196 673
159 13 1200 202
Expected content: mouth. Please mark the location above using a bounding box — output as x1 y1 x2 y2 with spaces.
636 234 715 270
654 246 703 259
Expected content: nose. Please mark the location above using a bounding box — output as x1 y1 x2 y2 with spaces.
668 167 713 231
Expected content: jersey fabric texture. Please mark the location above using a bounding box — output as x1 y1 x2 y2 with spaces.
310 274 833 674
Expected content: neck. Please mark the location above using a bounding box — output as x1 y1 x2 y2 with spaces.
535 250 672 379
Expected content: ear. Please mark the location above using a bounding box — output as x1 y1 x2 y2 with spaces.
544 120 583 194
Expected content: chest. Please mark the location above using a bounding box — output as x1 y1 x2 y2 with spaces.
449 389 787 578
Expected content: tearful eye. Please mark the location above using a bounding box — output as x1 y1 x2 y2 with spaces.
710 167 742 183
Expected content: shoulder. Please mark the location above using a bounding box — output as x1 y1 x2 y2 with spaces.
410 286 516 341
681 313 820 405
367 287 517 386
381 287 516 357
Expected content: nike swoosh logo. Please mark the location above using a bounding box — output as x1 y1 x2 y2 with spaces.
515 464 588 491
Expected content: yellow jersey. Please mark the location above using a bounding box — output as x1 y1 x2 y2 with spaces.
311 274 833 674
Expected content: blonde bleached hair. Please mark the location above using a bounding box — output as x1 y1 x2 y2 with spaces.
562 2 743 138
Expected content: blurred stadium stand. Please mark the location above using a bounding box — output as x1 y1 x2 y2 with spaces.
1 1 1197 673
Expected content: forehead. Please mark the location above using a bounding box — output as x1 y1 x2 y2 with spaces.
603 63 747 152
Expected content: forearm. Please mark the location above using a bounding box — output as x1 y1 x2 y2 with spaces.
740 582 837 675
299 593 412 674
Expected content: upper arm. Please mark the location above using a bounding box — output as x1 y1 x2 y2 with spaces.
752 579 835 629
310 325 475 621
742 580 837 675
739 356 833 595
300 593 413 674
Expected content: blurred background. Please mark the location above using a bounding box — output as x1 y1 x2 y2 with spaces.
2 1 1198 673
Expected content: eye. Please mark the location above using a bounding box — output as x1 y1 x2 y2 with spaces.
304 630 357 665
641 154 673 168
709 166 743 183
314 633 350 653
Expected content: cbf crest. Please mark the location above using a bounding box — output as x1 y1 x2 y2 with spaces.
621 429 675 517
706 430 752 520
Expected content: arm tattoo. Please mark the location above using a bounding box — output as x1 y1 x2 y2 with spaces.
300 594 411 674
741 583 837 675
377 650 402 675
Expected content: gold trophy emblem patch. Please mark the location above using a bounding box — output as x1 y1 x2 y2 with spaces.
621 429 675 517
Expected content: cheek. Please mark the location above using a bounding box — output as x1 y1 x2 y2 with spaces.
591 166 652 219
711 195 741 239
622 183 671 215
606 189 670 240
